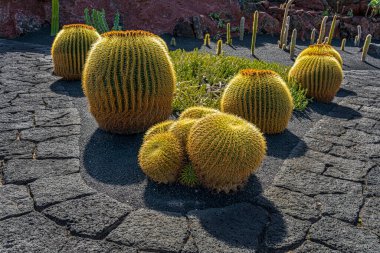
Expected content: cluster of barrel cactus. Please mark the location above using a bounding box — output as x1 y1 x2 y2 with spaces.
139 107 267 193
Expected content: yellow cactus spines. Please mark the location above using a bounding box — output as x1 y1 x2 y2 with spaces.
187 113 266 193
169 118 198 148
179 106 219 120
221 69 293 134
288 52 343 103
51 24 100 80
143 120 175 142
179 164 200 188
296 44 343 67
138 132 184 184
82 30 176 134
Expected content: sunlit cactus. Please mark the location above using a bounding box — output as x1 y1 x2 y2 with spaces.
239 17 245 41
341 38 346 51
327 15 337 45
143 120 175 142
310 28 316 45
279 0 295 48
51 0 59 36
204 33 211 46
361 34 372 62
216 39 223 55
179 106 219 120
169 118 198 148
296 44 343 67
317 16 328 44
251 11 259 56
226 23 232 45
290 29 297 59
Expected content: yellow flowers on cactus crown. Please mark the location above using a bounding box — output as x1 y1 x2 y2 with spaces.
62 24 96 30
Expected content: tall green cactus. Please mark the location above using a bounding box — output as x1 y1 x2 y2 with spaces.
290 29 297 59
341 38 346 51
310 28 316 45
279 0 295 48
84 8 92 26
216 39 223 55
88 8 110 34
317 16 328 44
112 11 121 31
204 33 210 46
239 17 245 41
251 11 259 56
226 23 232 45
51 0 59 36
327 15 337 45
361 34 372 62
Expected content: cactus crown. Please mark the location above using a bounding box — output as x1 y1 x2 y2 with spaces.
102 30 157 38
62 24 96 30
239 69 277 76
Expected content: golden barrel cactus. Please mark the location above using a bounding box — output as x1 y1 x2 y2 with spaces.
221 69 293 134
187 113 266 193
83 30 176 134
143 120 174 142
296 44 343 67
169 118 198 148
138 132 184 184
289 52 343 103
179 106 219 120
51 24 100 80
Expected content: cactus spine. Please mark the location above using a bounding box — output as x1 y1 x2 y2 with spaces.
179 106 219 120
187 113 266 193
341 38 346 51
82 31 176 134
138 132 184 184
310 28 316 45
51 0 59 36
51 24 100 80
216 39 223 55
204 33 211 46
279 0 295 48
251 11 259 56
289 52 343 102
361 34 372 62
240 17 245 41
296 44 343 67
327 15 337 45
221 69 293 134
226 23 232 45
290 29 297 59
317 16 328 44
170 37 177 47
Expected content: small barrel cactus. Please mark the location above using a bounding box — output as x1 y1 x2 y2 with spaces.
138 132 184 184
179 106 219 120
51 24 100 80
82 30 176 134
143 120 175 142
179 164 200 188
221 69 293 134
296 44 343 67
187 113 266 193
169 118 198 148
289 52 343 103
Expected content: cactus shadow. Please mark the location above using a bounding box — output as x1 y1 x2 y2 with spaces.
265 129 306 159
336 88 357 97
305 101 362 120
50 79 84 98
83 129 146 185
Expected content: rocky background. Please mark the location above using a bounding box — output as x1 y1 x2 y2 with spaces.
1 0 379 41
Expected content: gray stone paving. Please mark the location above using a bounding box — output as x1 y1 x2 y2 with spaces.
0 39 379 252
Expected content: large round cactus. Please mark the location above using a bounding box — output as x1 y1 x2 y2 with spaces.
187 113 266 193
169 118 198 148
289 52 343 103
221 69 293 134
179 106 219 120
51 24 100 80
296 44 343 67
143 120 175 142
138 132 184 184
83 30 176 134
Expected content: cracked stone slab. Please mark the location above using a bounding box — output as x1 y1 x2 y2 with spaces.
264 213 311 251
43 193 133 239
21 125 80 142
35 108 80 127
329 143 380 161
4 158 79 184
182 236 199 253
0 140 35 160
107 208 188 252
29 173 97 208
0 184 34 221
273 166 362 196
255 186 319 221
366 166 380 196
294 241 340 253
60 238 137 253
359 197 380 236
0 212 68 252
309 216 380 252
187 203 268 253
36 136 79 159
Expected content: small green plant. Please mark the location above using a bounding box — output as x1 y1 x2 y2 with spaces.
362 34 372 62
347 8 354 17
322 9 329 16
369 0 380 17
51 0 59 36
239 17 245 41
179 164 200 187
251 11 259 56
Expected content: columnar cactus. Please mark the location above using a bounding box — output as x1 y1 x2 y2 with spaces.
239 17 245 41
251 11 259 56
290 29 297 59
317 16 328 44
362 34 372 62
179 106 219 120
310 28 316 45
143 120 175 142
216 39 223 55
204 33 210 46
51 0 59 36
138 132 184 184
355 25 362 46
187 113 266 193
226 23 232 45
279 0 295 48
327 15 337 45
112 11 121 31
289 52 343 102
282 16 290 50
221 69 293 134
296 44 343 67
341 38 346 51
82 30 176 134
51 24 100 80
170 37 177 47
